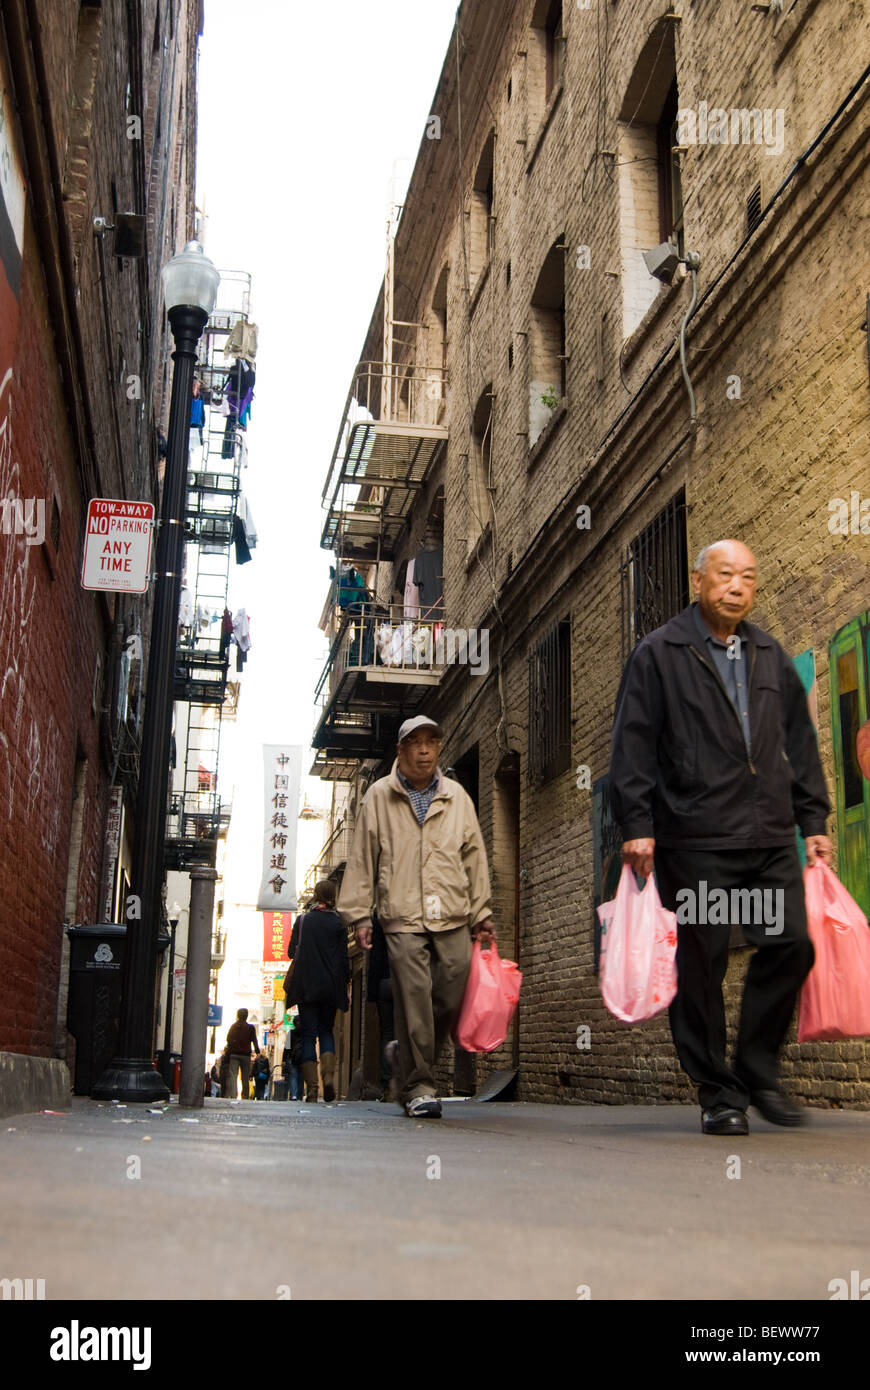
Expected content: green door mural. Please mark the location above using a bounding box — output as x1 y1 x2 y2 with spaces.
829 612 870 918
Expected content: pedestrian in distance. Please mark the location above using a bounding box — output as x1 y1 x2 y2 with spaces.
339 715 496 1119
609 540 832 1136
224 1008 259 1101
282 1015 304 1100
252 1051 271 1100
284 880 350 1103
218 1046 230 1098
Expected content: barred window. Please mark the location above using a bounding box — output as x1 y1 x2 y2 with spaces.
620 490 689 660
529 618 571 784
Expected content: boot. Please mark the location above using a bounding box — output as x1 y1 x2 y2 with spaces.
321 1051 336 1103
302 1060 319 1103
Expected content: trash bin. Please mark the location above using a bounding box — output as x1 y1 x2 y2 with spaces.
272 1078 287 1102
171 1054 182 1094
66 923 170 1095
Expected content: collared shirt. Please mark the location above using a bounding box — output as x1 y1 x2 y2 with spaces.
692 603 751 753
397 767 440 825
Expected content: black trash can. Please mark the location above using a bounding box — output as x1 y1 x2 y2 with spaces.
272 1077 287 1102
66 924 169 1095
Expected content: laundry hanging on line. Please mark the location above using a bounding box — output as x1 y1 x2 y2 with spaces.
412 547 443 620
223 319 258 363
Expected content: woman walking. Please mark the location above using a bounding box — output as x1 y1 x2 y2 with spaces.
284 881 350 1102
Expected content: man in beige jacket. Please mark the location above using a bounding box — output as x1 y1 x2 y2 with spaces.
338 715 495 1118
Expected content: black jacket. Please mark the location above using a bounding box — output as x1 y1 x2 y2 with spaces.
609 605 830 850
285 908 350 1011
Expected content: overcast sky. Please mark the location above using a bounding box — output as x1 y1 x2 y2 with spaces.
195 0 458 921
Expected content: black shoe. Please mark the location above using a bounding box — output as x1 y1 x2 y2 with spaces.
701 1105 749 1136
749 1089 806 1126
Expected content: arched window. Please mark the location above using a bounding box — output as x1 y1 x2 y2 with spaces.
467 385 493 555
617 23 683 338
427 263 449 423
529 0 564 124
529 238 566 445
469 133 495 287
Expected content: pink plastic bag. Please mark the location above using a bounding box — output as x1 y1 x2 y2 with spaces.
453 941 522 1053
597 863 678 1023
798 861 870 1042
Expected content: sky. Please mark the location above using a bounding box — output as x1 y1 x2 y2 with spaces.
194 0 459 935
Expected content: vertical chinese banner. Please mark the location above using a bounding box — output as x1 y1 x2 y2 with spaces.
262 911 292 962
256 745 302 911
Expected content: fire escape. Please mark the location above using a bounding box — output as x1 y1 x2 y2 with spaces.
164 270 253 871
311 199 449 782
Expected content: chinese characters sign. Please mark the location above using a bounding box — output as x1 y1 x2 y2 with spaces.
263 911 291 963
256 745 301 911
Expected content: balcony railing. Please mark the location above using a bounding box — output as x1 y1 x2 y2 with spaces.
164 791 229 870
301 817 354 900
315 604 444 708
321 361 448 562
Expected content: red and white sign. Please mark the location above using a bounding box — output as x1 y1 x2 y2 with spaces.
81 498 155 593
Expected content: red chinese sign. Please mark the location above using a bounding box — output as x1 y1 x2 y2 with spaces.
263 911 291 963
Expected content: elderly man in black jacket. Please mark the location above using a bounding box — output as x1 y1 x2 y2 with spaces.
610 540 832 1135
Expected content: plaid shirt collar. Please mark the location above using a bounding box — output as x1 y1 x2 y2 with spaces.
397 767 441 824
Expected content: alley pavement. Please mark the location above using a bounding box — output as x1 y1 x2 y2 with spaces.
1 1096 868 1301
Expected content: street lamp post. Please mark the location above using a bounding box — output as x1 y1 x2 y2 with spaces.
93 243 219 1103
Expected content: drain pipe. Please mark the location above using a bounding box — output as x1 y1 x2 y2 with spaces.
679 251 701 428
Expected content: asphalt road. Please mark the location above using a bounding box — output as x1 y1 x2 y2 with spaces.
1 1097 868 1301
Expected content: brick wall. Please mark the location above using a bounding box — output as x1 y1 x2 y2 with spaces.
373 0 870 1106
0 0 199 1058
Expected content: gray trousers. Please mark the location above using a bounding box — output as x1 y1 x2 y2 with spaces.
385 926 472 1103
227 1053 252 1099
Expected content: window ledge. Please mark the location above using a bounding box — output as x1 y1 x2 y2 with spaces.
465 521 492 574
526 81 564 176
527 401 567 472
620 275 686 370
469 257 492 316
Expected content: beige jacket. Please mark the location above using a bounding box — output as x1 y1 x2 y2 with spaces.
338 762 492 934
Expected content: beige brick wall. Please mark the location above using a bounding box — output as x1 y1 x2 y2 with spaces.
364 0 870 1106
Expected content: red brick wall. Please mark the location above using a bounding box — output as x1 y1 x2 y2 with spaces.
0 0 199 1057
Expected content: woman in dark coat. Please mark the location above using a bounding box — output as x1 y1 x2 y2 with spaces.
284 880 350 1102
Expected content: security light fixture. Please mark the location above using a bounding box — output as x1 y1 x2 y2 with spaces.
642 240 683 286
642 243 703 426
92 212 147 259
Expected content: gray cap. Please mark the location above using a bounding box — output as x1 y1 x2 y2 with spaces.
398 715 443 743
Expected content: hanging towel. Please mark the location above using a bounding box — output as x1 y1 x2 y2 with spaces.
413 548 443 619
233 608 252 653
178 587 194 628
233 514 252 565
223 319 259 363
403 558 421 619
238 493 258 548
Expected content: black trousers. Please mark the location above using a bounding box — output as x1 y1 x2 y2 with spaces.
653 844 814 1111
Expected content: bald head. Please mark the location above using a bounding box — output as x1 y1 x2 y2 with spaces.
695 539 757 575
691 539 757 637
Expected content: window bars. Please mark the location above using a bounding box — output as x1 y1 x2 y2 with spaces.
529 618 571 784
620 490 689 662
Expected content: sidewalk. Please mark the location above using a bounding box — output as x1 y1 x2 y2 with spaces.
1 1097 868 1300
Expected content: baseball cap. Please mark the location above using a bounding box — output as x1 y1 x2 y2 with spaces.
398 715 443 743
